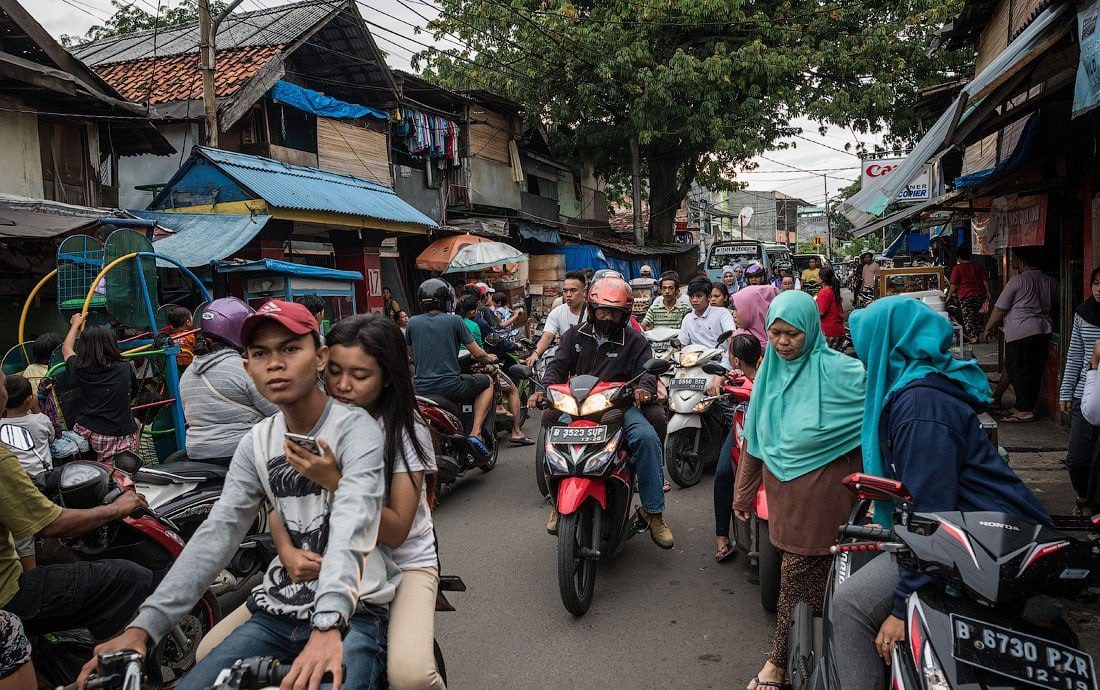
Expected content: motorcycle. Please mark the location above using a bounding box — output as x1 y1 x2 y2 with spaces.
533 344 558 499
416 352 498 498
130 455 272 598
719 373 782 613
511 358 673 616
484 331 534 438
73 575 469 690
663 336 732 488
789 472 1100 690
34 461 221 687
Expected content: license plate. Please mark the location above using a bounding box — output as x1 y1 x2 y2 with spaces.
548 425 608 445
671 377 708 390
952 614 1098 690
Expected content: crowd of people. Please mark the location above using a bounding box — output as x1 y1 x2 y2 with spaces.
0 241 1092 690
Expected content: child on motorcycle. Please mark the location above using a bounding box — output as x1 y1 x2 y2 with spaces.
838 297 1051 690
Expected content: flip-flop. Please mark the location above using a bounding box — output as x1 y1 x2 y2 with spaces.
750 677 788 690
509 436 535 446
663 479 672 493
467 436 491 458
1001 415 1038 424
715 543 737 563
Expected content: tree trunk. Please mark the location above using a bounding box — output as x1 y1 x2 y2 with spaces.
647 156 695 245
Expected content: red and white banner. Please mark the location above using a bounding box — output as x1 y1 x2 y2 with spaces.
861 157 932 203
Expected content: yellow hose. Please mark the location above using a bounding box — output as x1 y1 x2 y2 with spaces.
80 252 138 331
18 269 58 354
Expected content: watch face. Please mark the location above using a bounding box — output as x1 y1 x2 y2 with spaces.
313 612 342 630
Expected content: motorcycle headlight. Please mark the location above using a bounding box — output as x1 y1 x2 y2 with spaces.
544 442 570 474
692 399 714 413
678 352 700 367
579 392 614 416
582 434 621 475
549 389 578 416
920 641 949 690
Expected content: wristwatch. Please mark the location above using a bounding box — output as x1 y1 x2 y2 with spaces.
311 611 346 633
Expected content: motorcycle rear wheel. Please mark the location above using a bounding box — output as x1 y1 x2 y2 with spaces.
758 519 781 613
433 638 448 685
557 501 599 616
665 430 704 488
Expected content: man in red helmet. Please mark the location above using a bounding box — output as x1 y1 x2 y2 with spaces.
531 276 674 548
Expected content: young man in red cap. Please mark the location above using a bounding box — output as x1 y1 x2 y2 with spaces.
83 300 398 690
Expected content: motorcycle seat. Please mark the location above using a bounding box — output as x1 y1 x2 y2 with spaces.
417 394 463 418
150 461 230 481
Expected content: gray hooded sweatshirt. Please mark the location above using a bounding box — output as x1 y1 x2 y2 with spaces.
179 348 279 459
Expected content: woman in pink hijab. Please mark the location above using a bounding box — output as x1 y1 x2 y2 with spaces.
731 284 780 348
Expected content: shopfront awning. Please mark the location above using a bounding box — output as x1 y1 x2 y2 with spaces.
842 3 1070 228
138 210 272 267
215 258 363 281
0 194 111 238
853 191 962 238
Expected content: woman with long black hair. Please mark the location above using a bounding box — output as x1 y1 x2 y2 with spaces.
815 265 846 351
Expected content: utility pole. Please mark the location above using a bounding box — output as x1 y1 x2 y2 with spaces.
630 137 643 247
199 0 246 147
823 174 833 260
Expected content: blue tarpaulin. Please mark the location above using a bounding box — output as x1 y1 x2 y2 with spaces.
954 114 1038 188
885 226 964 257
141 211 272 268
542 244 659 281
518 222 561 245
269 81 389 121
215 258 363 281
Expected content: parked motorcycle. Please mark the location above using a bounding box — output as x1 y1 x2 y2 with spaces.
789 473 1100 690
130 455 271 597
663 337 731 488
720 373 782 613
511 358 673 616
416 352 498 498
34 461 221 686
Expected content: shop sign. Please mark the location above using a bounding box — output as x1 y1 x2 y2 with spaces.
861 157 932 203
1075 0 1100 118
980 194 1048 249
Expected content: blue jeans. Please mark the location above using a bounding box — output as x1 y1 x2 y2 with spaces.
624 407 664 514
177 606 389 690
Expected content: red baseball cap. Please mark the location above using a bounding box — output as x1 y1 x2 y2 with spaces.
240 299 320 346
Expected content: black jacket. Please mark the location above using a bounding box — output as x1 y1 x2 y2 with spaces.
543 322 657 394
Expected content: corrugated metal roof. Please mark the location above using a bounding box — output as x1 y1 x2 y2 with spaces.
72 1 335 67
194 147 437 228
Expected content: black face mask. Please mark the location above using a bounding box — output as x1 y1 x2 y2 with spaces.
592 316 625 338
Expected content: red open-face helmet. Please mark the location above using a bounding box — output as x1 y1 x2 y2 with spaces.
587 276 634 314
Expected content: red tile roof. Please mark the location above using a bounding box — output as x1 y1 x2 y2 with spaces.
92 45 283 105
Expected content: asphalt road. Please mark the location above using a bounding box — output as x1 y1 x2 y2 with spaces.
432 429 775 690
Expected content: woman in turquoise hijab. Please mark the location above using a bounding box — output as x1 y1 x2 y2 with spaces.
832 296 1049 690
735 290 865 690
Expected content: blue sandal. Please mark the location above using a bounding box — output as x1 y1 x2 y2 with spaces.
467 435 491 459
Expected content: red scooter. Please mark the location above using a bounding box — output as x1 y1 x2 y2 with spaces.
721 372 782 613
511 359 672 616
34 461 220 687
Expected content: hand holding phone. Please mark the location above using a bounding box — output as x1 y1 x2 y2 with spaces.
286 433 321 456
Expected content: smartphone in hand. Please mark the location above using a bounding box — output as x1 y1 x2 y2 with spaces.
286 433 321 456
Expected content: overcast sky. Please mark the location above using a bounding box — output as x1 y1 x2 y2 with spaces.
32 0 885 206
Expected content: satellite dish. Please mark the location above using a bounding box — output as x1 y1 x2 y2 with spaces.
739 207 755 226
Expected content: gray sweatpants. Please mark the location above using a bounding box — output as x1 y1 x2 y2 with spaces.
828 552 897 690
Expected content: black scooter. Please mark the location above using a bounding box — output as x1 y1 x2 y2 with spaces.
789 473 1100 690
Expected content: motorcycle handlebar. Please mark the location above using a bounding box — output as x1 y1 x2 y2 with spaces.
838 524 892 541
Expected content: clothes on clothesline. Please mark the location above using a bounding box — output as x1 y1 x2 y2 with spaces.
394 108 460 162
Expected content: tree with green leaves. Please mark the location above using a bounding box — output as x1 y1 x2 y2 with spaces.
63 0 226 46
420 0 971 244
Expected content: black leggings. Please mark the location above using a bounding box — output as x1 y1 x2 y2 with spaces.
714 427 736 538
1065 401 1098 500
1005 333 1050 413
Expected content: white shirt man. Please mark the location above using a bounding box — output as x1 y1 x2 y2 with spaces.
680 279 736 351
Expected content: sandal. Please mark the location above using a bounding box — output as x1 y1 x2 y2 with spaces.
467 435 491 460
663 479 672 492
715 543 737 563
509 435 535 446
1001 415 1038 424
750 677 788 690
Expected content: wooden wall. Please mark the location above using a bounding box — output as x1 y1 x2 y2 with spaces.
317 117 392 187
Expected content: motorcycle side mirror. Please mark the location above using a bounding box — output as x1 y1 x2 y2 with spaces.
717 330 734 345
702 362 728 376
509 364 535 381
643 358 672 375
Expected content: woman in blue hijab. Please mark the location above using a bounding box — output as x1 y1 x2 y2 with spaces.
833 296 1050 690
735 291 865 690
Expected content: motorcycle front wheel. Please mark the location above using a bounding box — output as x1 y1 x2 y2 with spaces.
557 501 600 616
534 426 548 498
758 519 781 613
665 430 704 487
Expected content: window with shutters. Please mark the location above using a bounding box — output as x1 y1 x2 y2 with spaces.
39 119 89 205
